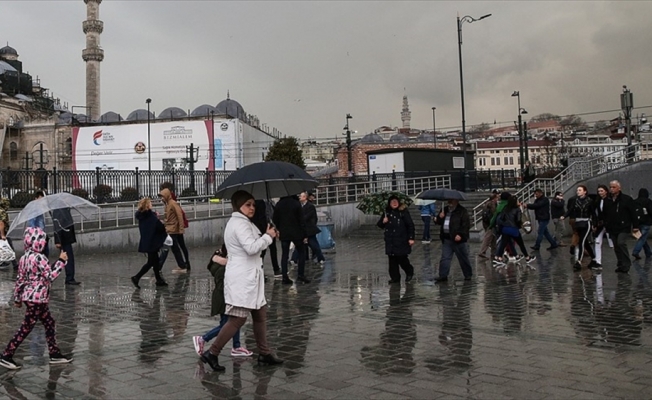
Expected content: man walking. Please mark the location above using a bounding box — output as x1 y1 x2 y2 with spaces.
159 188 189 273
433 199 472 283
603 180 640 273
478 193 498 258
633 188 652 260
273 195 310 284
253 199 281 277
527 189 558 251
53 208 80 285
299 192 325 265
550 191 566 245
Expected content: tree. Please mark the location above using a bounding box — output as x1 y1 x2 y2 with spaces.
265 137 306 169
530 113 561 123
560 114 585 132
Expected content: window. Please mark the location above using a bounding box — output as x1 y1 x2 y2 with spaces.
496 157 501 166
66 138 73 155
504 157 508 165
9 142 17 161
509 157 514 165
491 158 495 166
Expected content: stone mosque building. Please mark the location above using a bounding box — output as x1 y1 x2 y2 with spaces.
0 0 279 178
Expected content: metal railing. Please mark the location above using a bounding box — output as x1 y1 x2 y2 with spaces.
471 143 643 230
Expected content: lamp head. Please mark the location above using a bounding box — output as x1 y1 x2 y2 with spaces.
521 108 528 114
479 14 492 20
511 91 519 97
146 98 152 104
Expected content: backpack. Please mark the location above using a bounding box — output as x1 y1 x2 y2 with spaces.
481 206 493 226
181 209 189 228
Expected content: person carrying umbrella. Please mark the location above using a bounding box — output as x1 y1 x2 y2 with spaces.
433 198 473 283
377 195 415 284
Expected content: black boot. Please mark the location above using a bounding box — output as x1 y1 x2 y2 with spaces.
201 351 225 371
131 276 140 289
258 353 284 365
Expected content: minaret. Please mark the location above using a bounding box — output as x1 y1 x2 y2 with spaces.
82 0 104 121
401 93 411 129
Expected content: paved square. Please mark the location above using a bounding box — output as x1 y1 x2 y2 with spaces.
0 233 651 399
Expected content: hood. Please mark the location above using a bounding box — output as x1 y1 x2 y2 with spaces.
159 188 172 202
639 188 649 199
135 209 154 221
23 227 47 253
386 195 407 211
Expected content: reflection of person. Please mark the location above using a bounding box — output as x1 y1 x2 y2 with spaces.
131 198 168 288
201 190 283 371
159 188 190 273
377 195 415 284
192 247 252 358
434 199 472 282
437 282 472 370
133 289 168 364
53 208 80 285
0 227 71 370
166 274 190 342
603 180 640 273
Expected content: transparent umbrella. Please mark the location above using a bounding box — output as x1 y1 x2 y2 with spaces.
7 193 100 238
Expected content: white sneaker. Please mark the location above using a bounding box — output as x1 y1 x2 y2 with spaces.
421 240 431 244
192 336 205 356
231 347 253 357
171 267 187 274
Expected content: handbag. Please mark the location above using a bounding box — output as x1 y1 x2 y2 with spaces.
0 239 16 262
164 235 173 247
502 226 521 238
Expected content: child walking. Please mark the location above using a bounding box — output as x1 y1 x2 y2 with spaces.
0 227 72 370
192 245 252 359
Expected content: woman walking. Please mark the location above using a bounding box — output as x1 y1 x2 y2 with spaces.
201 190 283 371
494 196 535 264
0 227 72 370
593 184 612 269
131 198 168 288
562 185 596 270
377 195 415 284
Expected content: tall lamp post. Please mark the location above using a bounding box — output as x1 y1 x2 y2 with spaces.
146 98 152 173
343 113 353 175
511 91 528 173
457 12 491 191
432 107 437 149
621 85 634 160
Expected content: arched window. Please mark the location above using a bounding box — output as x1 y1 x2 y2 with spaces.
9 142 17 161
66 137 72 155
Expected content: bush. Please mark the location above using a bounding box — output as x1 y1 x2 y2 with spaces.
120 187 139 202
10 191 33 208
93 184 112 200
159 182 175 192
71 188 89 200
180 187 197 198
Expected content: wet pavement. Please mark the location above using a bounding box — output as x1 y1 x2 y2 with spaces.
1 234 652 399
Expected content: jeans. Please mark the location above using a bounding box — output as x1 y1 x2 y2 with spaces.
61 243 75 283
292 236 324 263
421 216 431 241
534 219 557 248
203 313 240 348
438 239 472 279
633 225 652 257
159 234 189 269
552 218 565 242
281 239 305 277
610 231 632 271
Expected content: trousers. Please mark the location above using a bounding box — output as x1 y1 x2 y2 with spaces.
3 302 60 357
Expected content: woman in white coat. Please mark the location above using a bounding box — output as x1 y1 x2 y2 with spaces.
201 190 283 371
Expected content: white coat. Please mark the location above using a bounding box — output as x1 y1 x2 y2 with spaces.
223 212 273 310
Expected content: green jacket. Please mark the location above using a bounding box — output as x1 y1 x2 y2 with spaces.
489 200 508 228
207 260 226 317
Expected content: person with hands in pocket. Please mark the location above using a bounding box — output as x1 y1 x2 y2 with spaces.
0 227 72 370
377 195 415 284
433 199 473 283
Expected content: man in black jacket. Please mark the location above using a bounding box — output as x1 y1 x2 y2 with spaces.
292 192 325 265
253 199 281 277
433 200 472 283
632 188 652 260
527 189 559 251
603 180 640 273
273 195 310 284
550 191 566 245
53 208 80 285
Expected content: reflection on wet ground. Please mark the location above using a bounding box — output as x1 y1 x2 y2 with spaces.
1 236 652 399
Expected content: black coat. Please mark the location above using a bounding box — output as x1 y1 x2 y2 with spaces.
635 197 652 226
603 192 639 234
53 208 76 246
435 204 471 242
302 201 321 237
565 195 595 221
272 196 307 242
550 198 565 219
527 196 551 221
252 199 268 234
136 210 167 253
377 207 415 256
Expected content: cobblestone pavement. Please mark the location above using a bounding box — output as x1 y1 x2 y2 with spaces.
1 234 652 399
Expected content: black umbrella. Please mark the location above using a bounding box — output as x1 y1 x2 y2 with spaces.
417 188 468 201
214 161 318 200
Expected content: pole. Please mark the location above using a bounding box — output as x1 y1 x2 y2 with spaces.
518 114 524 174
457 16 470 191
432 107 437 149
523 121 529 161
345 114 353 175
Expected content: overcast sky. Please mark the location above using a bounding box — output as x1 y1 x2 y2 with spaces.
2 1 652 141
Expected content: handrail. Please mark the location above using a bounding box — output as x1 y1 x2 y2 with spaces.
471 143 643 230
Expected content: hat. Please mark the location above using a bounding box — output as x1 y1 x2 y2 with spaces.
231 190 254 211
554 191 562 197
500 192 511 201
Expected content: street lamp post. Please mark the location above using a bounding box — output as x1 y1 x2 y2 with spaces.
511 91 528 175
457 12 491 192
432 107 437 149
344 114 353 175
621 85 634 160
146 98 152 173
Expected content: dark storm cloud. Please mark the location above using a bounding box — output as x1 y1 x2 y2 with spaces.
2 1 651 138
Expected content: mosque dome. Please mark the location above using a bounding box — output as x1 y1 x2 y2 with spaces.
126 109 155 121
216 96 245 119
360 133 384 143
157 107 187 119
191 104 218 117
100 111 122 123
389 134 409 142
0 45 18 57
416 132 435 142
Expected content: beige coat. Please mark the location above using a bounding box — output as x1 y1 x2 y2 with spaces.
159 188 185 234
